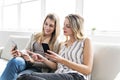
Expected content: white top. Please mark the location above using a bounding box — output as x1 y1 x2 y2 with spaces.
55 39 86 79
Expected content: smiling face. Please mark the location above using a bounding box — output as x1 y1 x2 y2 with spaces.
63 18 74 37
43 18 55 36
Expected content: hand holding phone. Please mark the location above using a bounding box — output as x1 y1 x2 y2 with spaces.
10 40 20 57
42 43 51 54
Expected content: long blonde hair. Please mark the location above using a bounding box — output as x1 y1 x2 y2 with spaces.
35 13 60 51
65 14 84 41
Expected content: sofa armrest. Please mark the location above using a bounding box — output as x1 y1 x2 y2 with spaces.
91 43 120 80
1 35 30 60
0 47 4 58
114 72 120 80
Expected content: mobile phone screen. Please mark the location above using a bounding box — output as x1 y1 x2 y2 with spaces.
11 40 18 50
42 43 50 54
13 45 17 50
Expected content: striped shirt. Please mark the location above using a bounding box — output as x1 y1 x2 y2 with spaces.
55 39 86 79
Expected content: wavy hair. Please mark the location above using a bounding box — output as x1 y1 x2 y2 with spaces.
65 14 84 41
35 13 60 51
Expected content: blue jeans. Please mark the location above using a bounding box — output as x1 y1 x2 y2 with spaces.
0 57 26 80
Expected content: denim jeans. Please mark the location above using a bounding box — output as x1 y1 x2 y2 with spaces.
0 57 26 80
17 72 85 80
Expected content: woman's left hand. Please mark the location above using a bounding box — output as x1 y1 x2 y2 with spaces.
45 50 64 63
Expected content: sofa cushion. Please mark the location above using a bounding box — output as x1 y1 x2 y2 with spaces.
0 59 8 76
1 35 30 60
91 43 120 80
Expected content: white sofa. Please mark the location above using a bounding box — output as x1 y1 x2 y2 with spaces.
0 36 120 80
91 42 120 80
0 35 30 76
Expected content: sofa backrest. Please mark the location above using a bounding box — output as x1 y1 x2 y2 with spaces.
1 35 30 60
91 43 120 80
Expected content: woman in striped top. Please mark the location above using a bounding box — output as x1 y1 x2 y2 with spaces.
17 14 93 80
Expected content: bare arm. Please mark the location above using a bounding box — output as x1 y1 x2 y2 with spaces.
47 38 93 75
42 57 57 69
27 51 57 69
60 38 93 75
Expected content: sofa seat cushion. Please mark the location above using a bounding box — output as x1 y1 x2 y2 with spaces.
0 59 8 76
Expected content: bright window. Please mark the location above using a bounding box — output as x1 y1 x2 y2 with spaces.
4 0 20 5
83 0 120 32
21 0 41 32
0 0 80 32
0 1 2 30
3 5 18 31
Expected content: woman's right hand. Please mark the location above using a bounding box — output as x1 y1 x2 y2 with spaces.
11 46 21 57
11 50 22 57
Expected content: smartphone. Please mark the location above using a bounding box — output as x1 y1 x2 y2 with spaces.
11 40 18 50
42 43 50 54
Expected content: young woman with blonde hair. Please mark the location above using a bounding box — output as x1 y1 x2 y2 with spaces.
17 14 93 80
0 13 60 80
